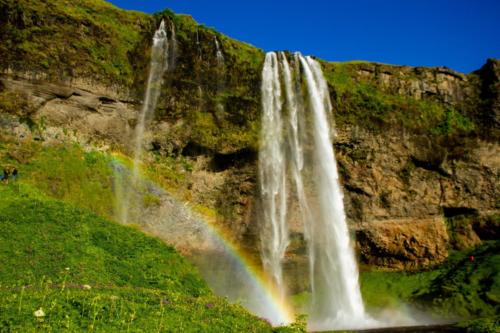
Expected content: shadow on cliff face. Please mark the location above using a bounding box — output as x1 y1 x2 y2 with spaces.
181 141 257 172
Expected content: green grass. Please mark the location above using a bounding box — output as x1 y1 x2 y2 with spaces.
0 138 116 220
0 184 208 296
418 241 500 318
360 270 440 310
1 287 273 332
0 183 284 332
456 316 500 333
0 138 304 331
359 241 500 320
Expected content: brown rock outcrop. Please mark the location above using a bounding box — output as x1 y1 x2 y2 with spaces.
355 218 450 270
0 74 138 149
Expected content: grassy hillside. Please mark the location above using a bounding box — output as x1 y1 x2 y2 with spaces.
0 136 305 331
361 241 500 316
0 183 281 332
0 135 116 220
360 241 500 332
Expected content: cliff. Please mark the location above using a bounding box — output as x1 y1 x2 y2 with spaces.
0 0 498 281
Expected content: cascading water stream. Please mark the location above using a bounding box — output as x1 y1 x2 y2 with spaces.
117 20 170 225
259 51 373 330
214 36 226 114
299 55 368 330
215 36 225 67
168 21 178 70
259 52 289 299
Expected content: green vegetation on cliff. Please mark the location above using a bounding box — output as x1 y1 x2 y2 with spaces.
0 0 266 153
151 11 264 154
0 0 152 86
322 61 476 138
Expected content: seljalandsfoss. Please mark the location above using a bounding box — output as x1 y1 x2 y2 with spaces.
0 1 498 332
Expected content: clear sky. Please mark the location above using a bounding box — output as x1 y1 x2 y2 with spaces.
108 0 500 73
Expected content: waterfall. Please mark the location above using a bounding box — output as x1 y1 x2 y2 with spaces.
259 52 372 330
168 21 178 70
259 52 289 299
196 29 202 60
214 36 226 114
117 20 170 225
215 36 225 67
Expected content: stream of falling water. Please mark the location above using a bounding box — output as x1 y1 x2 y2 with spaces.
259 52 289 299
215 36 225 67
259 51 374 330
214 36 226 114
118 20 171 224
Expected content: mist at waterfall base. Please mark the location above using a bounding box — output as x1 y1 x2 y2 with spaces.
113 159 291 325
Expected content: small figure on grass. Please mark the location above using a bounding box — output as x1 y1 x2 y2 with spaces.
1 166 19 184
11 167 18 181
0 167 9 184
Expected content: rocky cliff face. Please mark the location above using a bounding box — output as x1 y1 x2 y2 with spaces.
321 60 499 270
0 0 498 283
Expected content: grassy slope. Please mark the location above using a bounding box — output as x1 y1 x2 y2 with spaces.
360 241 500 331
0 135 306 331
0 136 116 220
0 137 278 331
0 183 279 332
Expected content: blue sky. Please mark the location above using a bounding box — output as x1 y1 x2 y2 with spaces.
108 0 500 73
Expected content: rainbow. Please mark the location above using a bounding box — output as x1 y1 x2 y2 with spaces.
110 154 295 326
198 218 295 326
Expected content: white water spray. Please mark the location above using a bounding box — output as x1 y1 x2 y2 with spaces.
259 52 373 330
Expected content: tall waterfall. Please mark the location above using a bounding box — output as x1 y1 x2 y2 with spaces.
259 51 370 330
117 20 171 224
259 52 289 298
